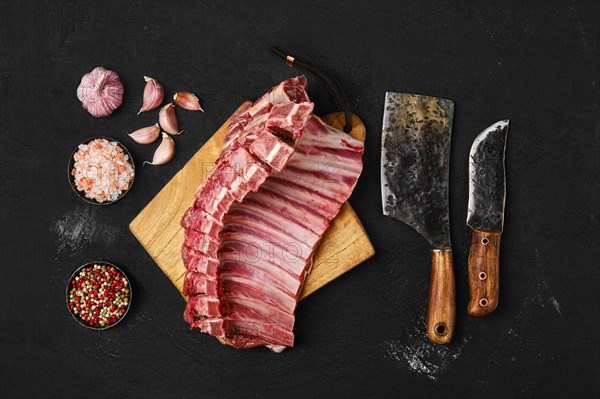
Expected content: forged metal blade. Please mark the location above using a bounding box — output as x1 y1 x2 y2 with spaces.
467 120 509 232
381 92 455 250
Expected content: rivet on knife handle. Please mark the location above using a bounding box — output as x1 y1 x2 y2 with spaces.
467 229 500 316
427 250 456 344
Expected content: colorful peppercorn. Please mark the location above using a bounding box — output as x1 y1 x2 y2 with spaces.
68 264 130 328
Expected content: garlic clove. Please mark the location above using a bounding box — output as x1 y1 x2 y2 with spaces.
129 123 161 144
77 66 124 117
144 133 175 166
138 76 164 114
159 103 182 135
173 92 204 112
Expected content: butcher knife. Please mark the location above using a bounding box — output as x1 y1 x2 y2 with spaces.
466 120 509 317
381 93 456 344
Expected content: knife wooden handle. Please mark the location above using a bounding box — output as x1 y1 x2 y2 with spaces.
427 250 456 344
467 229 501 317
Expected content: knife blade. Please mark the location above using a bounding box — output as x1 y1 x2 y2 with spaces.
381 92 456 344
466 120 509 317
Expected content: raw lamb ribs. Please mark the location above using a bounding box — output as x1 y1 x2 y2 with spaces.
180 76 364 352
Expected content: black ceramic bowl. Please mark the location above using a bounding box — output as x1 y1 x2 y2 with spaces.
66 261 132 330
67 137 135 205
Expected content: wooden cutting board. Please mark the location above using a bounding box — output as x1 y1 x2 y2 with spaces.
129 103 374 299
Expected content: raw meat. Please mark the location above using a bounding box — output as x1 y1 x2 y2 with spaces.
180 76 364 352
248 130 295 171
181 245 219 276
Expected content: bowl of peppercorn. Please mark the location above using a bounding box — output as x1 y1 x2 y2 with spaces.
66 261 132 330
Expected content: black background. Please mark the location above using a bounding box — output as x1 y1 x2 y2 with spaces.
1 1 599 398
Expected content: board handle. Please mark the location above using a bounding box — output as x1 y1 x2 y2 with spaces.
427 250 456 344
467 229 501 317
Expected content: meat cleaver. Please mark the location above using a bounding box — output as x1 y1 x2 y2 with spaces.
381 93 456 344
466 120 509 317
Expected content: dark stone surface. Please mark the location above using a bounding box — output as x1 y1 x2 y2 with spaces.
1 1 598 398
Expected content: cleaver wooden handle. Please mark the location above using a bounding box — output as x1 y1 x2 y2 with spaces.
427 250 456 344
467 229 501 317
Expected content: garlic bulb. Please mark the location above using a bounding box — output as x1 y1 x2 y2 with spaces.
174 92 204 111
138 76 164 114
144 133 175 166
129 124 160 144
159 103 182 135
77 66 124 117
